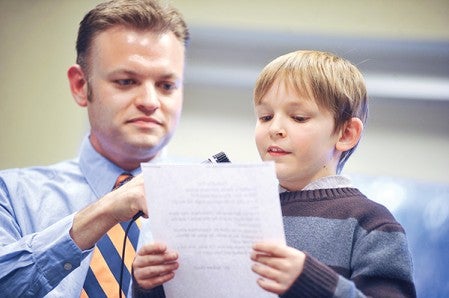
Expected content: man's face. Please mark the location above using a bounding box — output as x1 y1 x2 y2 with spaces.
85 26 185 170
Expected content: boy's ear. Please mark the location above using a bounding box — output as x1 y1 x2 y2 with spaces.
336 117 364 152
67 64 89 107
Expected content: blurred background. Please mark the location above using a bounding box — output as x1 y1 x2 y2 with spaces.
1 1 448 296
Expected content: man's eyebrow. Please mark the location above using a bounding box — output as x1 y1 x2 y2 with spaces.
159 73 181 80
108 69 138 76
108 69 181 80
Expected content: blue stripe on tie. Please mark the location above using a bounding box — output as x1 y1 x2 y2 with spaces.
83 268 108 298
96 234 127 285
118 221 139 293
120 221 140 251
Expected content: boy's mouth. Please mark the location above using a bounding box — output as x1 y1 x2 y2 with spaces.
267 146 289 156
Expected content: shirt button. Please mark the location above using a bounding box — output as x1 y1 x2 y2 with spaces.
63 262 73 271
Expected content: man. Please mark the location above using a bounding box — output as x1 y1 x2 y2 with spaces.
0 0 189 296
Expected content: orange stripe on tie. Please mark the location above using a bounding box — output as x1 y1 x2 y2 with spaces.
88 244 124 297
80 289 88 298
135 217 142 229
108 223 137 274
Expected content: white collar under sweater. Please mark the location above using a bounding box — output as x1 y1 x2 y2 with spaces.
279 175 353 193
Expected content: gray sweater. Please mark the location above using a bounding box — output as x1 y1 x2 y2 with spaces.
280 187 416 297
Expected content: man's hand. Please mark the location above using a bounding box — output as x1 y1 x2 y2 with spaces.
70 174 148 250
107 174 148 223
133 242 179 289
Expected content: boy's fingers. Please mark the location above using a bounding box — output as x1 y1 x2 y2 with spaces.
251 252 286 271
252 262 280 282
252 242 289 257
135 262 179 279
256 277 285 295
138 242 167 255
136 271 176 289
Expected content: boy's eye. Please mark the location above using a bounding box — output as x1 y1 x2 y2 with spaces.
293 116 308 122
258 115 273 122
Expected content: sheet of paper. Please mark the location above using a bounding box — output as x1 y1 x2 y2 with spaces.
141 162 285 298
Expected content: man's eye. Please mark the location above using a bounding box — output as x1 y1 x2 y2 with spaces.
115 79 136 86
157 82 177 92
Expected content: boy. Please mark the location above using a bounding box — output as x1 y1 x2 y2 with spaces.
132 50 416 297
250 50 416 297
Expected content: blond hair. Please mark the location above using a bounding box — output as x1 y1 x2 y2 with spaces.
254 50 368 173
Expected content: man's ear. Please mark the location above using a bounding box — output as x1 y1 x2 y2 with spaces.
336 117 364 152
67 64 88 107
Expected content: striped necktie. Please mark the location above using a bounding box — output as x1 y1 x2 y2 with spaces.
81 173 141 297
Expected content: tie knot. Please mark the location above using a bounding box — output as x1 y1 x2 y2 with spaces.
113 173 133 190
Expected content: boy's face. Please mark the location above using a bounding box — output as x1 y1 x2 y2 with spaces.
254 80 341 191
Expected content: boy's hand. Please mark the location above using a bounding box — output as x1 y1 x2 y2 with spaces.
251 242 305 295
132 242 179 289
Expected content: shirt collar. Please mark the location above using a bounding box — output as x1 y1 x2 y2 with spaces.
78 135 167 198
279 175 353 193
302 175 352 190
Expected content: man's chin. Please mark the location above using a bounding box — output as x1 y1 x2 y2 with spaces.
128 136 168 154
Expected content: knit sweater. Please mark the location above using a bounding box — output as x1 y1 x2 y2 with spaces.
280 187 416 297
134 187 416 297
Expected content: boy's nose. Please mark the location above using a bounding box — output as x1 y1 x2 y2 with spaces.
271 129 286 137
269 120 286 138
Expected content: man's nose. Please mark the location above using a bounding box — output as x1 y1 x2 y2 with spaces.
135 83 160 111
